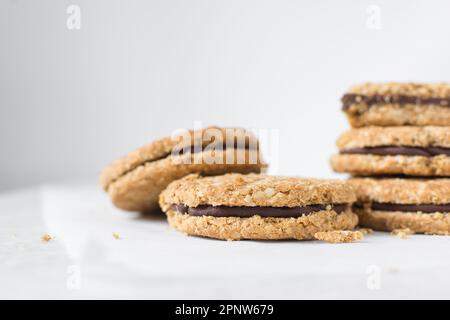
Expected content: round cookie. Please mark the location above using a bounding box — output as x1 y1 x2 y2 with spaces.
100 127 266 212
159 173 358 240
348 177 450 235
330 126 450 176
342 82 450 127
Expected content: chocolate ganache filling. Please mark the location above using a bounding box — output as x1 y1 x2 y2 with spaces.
172 204 348 218
342 93 450 110
341 146 450 157
354 202 450 213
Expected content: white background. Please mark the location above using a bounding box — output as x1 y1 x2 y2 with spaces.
1 0 450 190
1 1 450 300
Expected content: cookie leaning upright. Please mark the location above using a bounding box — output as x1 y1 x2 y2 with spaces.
100 127 266 212
330 126 450 176
349 178 450 235
159 173 358 240
342 82 450 127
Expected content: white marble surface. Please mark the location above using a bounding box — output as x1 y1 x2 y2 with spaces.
1 182 449 300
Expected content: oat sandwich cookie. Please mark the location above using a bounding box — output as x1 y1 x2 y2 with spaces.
349 177 450 235
159 173 358 240
331 126 450 177
342 82 450 127
100 127 266 212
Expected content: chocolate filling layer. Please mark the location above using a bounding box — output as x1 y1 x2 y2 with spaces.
341 146 450 157
354 202 450 213
172 204 348 218
172 141 258 156
342 93 450 110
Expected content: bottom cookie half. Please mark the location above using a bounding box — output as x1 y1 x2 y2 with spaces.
166 209 358 240
355 209 450 235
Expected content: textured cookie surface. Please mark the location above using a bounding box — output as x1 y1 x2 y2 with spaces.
166 208 358 240
331 154 450 176
100 127 265 212
355 209 449 235
342 82 450 127
159 173 356 210
348 178 450 204
336 126 450 150
346 82 450 98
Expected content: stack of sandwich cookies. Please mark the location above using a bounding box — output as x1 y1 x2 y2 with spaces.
100 127 266 212
349 178 450 235
332 82 450 235
159 173 358 240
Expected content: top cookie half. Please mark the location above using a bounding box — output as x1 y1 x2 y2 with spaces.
159 173 356 210
342 82 450 127
100 127 267 212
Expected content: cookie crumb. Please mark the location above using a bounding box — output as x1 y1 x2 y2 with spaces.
314 230 363 244
41 234 54 242
358 228 374 235
112 232 121 240
391 228 414 239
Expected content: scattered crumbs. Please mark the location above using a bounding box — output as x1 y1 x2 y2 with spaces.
358 228 374 235
41 234 54 242
314 230 364 244
112 232 121 240
391 228 414 239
